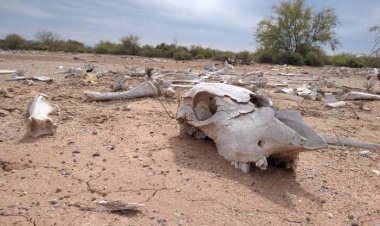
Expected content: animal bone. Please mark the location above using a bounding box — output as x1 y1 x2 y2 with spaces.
25 94 57 137
322 135 380 150
84 79 175 101
177 83 326 172
340 92 380 100
111 75 130 91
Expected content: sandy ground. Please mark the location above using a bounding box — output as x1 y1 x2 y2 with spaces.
0 52 379 226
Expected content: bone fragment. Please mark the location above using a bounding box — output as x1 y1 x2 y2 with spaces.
327 101 347 108
85 81 158 101
25 94 57 137
0 70 16 74
322 135 380 150
111 75 130 91
340 92 380 101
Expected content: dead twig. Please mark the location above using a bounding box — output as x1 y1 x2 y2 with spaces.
347 104 360 120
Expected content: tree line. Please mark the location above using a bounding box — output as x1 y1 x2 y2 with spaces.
1 0 379 68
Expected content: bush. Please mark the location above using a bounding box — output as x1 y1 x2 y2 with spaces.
3 34 26 50
304 51 326 67
330 53 365 68
94 41 119 54
173 47 192 60
64 39 88 53
235 51 254 65
275 52 304 65
253 48 275 64
213 51 234 61
120 35 140 55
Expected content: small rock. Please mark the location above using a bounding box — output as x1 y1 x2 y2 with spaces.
123 105 131 111
56 188 62 193
72 150 80 154
359 150 370 157
107 144 115 151
350 220 359 226
175 188 181 192
326 212 333 219
49 199 58 205
92 152 100 157
91 131 97 135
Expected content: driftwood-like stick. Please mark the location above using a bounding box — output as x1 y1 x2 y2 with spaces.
84 81 159 102
322 135 380 150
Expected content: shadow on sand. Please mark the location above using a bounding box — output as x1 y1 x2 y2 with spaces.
169 134 322 210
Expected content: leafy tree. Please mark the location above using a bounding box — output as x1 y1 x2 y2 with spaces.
120 34 140 55
255 0 339 57
4 33 26 50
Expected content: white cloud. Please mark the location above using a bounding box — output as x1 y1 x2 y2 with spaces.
0 0 54 19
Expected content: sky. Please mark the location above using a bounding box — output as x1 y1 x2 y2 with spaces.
0 0 379 54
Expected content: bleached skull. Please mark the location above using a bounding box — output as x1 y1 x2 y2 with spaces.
177 83 326 172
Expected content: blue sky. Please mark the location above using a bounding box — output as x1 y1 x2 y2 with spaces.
1 0 379 54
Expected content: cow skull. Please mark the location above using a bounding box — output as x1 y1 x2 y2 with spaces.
177 83 326 172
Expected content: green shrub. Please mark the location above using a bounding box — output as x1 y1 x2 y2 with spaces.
274 52 304 65
3 34 26 50
235 51 254 65
254 48 275 64
94 41 119 54
213 51 234 61
304 51 326 66
173 47 192 60
330 53 365 68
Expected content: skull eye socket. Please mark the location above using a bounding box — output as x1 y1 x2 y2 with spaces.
258 140 264 148
193 92 217 121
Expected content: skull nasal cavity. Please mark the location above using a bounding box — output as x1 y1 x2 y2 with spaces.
193 92 217 121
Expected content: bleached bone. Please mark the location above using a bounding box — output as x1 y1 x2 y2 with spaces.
84 79 175 101
6 75 53 82
340 92 380 100
322 135 380 150
0 70 16 74
25 94 57 137
326 101 347 108
177 83 326 172
111 75 130 92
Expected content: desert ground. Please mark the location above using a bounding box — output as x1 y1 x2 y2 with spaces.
0 51 379 226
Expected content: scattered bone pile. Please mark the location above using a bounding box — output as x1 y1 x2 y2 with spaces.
4 59 380 173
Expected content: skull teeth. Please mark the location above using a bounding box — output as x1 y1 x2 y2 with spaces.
255 157 268 170
230 161 251 173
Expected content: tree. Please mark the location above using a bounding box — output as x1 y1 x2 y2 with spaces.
4 33 26 50
120 34 140 55
369 25 380 56
64 39 88 53
35 30 60 50
255 0 339 56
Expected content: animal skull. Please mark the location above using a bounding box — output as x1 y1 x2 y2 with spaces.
25 94 58 137
177 83 326 172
